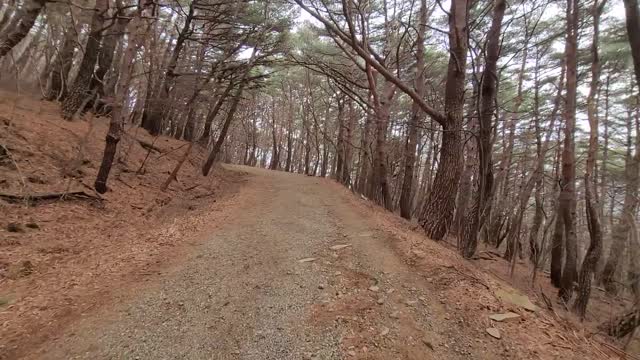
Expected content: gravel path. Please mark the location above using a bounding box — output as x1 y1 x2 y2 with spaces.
27 166 556 360
35 167 348 360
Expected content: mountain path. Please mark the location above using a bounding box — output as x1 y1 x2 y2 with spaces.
27 166 581 360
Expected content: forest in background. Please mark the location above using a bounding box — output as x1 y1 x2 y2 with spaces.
1 0 640 344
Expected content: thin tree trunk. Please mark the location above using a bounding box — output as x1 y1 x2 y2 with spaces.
342 98 355 185
460 0 505 258
161 143 193 191
573 0 606 319
400 0 427 220
90 14 129 104
201 80 234 142
357 99 373 195
371 81 395 209
45 18 76 101
602 105 640 295
95 3 151 193
334 96 345 181
202 80 247 176
141 3 194 135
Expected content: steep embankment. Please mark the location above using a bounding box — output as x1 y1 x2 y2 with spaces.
0 91 245 358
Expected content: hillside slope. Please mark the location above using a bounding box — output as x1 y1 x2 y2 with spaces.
0 92 245 358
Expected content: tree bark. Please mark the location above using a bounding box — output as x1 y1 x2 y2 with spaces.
371 80 395 210
0 0 45 59
95 2 151 193
573 0 606 319
202 81 247 176
342 98 355 185
141 2 194 135
201 80 235 142
419 0 469 240
460 0 505 258
624 0 640 88
558 0 579 303
90 13 130 105
61 0 108 119
400 0 427 220
601 105 640 295
45 19 76 101
334 96 345 181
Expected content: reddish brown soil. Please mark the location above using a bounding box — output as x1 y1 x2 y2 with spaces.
0 91 245 358
0 91 634 360
328 179 637 359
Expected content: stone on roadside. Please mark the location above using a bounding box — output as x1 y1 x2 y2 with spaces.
489 312 520 322
6 223 23 233
486 327 501 339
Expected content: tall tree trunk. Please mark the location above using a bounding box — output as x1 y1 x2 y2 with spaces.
201 80 234 142
90 14 129 105
624 0 640 88
141 3 194 135
573 0 606 319
45 18 76 101
460 0 505 258
334 97 345 181
371 81 395 210
95 3 151 193
320 104 330 177
400 0 427 220
0 0 45 58
528 47 563 266
601 104 640 295
419 0 469 240
509 57 564 263
15 18 44 75
558 0 579 303
61 0 108 119
202 81 247 176
342 99 355 185
0 2 14 33
103 31 125 98
269 98 280 170
357 99 374 195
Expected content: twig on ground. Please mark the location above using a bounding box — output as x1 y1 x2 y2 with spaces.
156 143 187 159
0 191 102 205
193 191 216 200
184 183 200 191
137 136 160 174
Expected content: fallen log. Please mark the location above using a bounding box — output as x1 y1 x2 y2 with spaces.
0 191 102 205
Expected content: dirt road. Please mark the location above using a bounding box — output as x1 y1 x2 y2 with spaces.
26 166 597 360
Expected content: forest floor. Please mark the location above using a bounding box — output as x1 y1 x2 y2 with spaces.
0 91 632 359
